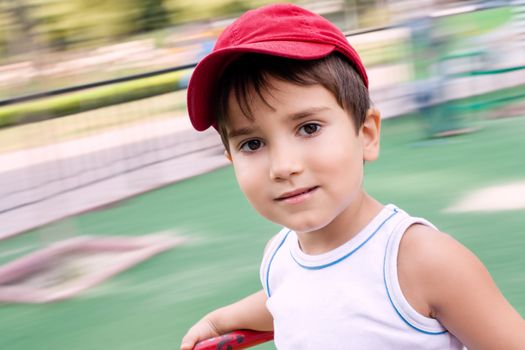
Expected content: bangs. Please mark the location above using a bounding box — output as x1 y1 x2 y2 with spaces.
213 53 370 151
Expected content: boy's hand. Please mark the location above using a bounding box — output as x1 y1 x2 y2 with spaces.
180 290 272 350
180 317 221 350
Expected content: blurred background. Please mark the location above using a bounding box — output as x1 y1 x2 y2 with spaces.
0 0 524 349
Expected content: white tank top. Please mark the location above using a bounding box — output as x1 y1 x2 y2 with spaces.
260 204 464 349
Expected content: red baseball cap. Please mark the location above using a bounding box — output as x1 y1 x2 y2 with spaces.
187 3 368 131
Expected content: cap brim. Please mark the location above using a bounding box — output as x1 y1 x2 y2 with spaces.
187 41 336 131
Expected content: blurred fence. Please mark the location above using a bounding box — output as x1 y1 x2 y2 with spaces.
0 63 196 108
0 62 227 238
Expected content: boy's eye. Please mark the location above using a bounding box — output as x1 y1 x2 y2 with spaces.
298 123 321 136
240 139 263 152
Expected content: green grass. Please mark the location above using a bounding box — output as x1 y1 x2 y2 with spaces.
1 110 524 349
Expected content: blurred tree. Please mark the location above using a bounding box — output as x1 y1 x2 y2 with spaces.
133 0 170 33
1 0 40 55
0 0 286 56
0 1 11 57
213 0 251 18
164 0 279 23
29 0 135 49
344 0 390 29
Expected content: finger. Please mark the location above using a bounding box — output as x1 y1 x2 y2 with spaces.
180 333 198 350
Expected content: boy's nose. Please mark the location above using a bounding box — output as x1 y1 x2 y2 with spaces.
269 146 303 181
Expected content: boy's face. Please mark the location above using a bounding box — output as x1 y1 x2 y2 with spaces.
224 77 380 234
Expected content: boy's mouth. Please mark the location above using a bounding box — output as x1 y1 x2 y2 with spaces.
275 186 319 201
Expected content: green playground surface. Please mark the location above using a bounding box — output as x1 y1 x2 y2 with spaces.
2 105 525 349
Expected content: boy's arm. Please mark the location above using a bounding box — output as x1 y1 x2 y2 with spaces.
180 290 272 350
399 225 525 350
181 234 278 350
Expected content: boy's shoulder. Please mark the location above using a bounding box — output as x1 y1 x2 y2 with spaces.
398 223 489 316
399 223 466 289
400 223 456 262
399 223 473 271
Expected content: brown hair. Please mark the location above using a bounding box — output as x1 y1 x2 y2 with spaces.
213 53 371 151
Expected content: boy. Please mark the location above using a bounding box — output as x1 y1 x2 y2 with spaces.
181 4 525 349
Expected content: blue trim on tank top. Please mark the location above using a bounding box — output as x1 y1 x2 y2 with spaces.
265 230 291 297
382 231 448 335
290 208 399 270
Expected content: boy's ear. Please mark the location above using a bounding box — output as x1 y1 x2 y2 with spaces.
224 150 232 162
361 108 381 162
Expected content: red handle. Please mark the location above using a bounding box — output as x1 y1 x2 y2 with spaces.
194 330 274 350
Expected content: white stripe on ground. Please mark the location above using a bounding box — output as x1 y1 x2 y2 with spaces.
446 181 525 213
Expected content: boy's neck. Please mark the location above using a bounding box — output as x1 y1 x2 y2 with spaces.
296 192 384 255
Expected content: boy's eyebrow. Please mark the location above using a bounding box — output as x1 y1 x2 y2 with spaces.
227 107 330 139
228 126 257 139
289 106 330 121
